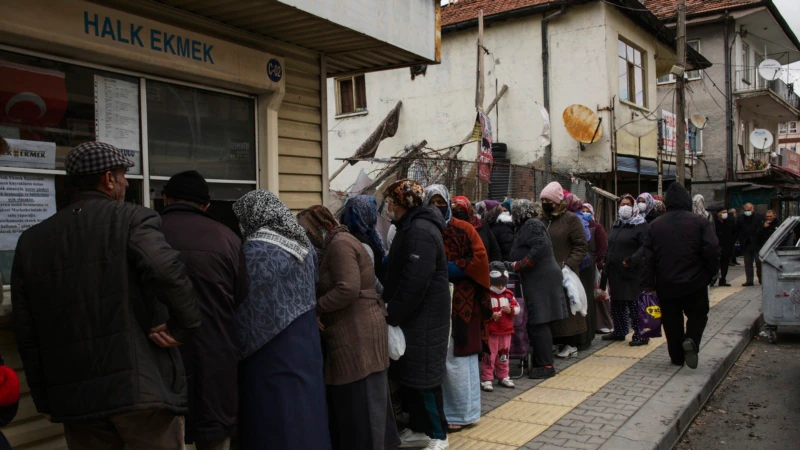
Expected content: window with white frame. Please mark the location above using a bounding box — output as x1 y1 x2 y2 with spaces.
780 122 789 134
618 40 646 107
658 41 701 84
335 74 367 116
689 122 702 155
0 49 257 284
791 121 798 134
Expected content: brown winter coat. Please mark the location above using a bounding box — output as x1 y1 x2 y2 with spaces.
317 231 390 386
539 209 589 338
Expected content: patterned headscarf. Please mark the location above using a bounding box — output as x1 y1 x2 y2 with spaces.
484 203 504 224
233 190 310 262
617 194 646 226
653 194 664 202
693 194 711 221
383 178 425 209
297 205 348 255
424 184 452 224
341 195 385 260
452 195 482 228
510 199 538 227
476 200 500 218
565 193 584 213
637 192 655 216
653 199 666 214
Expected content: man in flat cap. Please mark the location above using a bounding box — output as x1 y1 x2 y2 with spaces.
11 141 200 449
160 170 247 450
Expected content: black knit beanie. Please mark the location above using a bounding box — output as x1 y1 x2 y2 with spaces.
489 261 508 287
162 170 210 204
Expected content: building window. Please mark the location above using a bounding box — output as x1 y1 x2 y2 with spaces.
618 40 646 107
689 122 702 155
658 41 701 84
791 121 798 134
780 123 789 134
336 74 367 116
742 43 751 83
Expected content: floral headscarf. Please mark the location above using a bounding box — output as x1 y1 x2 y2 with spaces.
637 192 655 216
424 184 452 224
383 178 425 209
693 194 711 221
233 190 310 262
510 199 538 227
340 195 385 261
617 193 646 226
565 193 584 213
297 205 348 256
452 195 482 228
653 199 666 214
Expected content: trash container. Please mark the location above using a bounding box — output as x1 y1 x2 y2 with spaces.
758 216 800 344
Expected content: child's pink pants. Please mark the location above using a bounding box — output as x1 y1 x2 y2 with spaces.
480 334 512 381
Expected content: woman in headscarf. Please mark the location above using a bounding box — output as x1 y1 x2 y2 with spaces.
485 201 515 261
583 203 613 334
452 195 502 262
425 185 490 431
340 195 387 284
693 194 715 232
637 192 659 223
232 190 331 450
602 194 650 346
538 182 589 359
506 200 567 379
565 193 596 349
297 206 399 450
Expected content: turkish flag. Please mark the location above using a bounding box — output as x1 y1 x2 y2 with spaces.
0 61 67 128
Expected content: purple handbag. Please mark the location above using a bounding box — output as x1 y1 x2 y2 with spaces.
637 291 663 339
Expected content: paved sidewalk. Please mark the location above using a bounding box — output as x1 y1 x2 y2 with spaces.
450 268 762 450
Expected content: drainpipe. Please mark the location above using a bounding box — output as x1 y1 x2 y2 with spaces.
543 6 566 172
724 12 734 184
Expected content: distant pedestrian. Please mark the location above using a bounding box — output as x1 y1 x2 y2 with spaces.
642 183 720 369
729 208 740 265
382 179 450 450
480 262 521 391
757 210 780 249
693 194 715 234
485 202 515 261
232 190 331 450
737 203 764 286
714 209 736 287
160 170 248 450
12 142 200 449
507 199 567 379
637 192 659 223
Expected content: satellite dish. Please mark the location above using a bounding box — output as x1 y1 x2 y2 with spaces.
690 115 708 130
563 104 603 149
758 60 783 81
749 128 774 150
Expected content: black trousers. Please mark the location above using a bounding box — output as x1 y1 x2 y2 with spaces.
660 288 710 365
528 322 555 367
743 244 762 283
719 249 733 282
401 385 448 440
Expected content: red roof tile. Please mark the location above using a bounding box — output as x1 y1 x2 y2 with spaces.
641 0 762 21
441 0 552 27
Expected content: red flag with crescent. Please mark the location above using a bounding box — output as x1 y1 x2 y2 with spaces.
0 61 67 128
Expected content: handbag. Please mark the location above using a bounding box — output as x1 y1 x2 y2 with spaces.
637 291 663 339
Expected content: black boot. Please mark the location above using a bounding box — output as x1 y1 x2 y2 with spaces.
719 279 731 287
529 366 556 379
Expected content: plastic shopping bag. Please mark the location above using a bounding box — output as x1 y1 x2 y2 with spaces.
388 326 406 361
562 266 587 316
637 291 663 339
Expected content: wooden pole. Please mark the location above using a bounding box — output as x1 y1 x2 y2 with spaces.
475 10 485 199
676 0 687 187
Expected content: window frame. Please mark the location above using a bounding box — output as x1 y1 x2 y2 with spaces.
741 42 751 84
618 39 647 108
791 121 798 134
658 40 702 84
335 74 368 117
780 123 789 134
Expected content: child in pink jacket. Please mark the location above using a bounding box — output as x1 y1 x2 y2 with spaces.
481 262 520 391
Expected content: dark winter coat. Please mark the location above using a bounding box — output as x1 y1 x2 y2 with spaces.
489 216 515 261
737 212 765 249
757 218 781 249
476 219 502 263
160 204 247 442
642 184 720 299
384 205 450 390
509 218 568 326
604 221 649 302
11 191 200 422
715 216 737 256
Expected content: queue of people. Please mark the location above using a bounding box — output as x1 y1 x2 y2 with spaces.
13 140 778 450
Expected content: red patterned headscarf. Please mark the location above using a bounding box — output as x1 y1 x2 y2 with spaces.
451 195 482 229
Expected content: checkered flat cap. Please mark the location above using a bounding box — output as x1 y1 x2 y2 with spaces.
65 141 135 175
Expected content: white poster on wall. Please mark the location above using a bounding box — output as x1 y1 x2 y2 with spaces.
95 75 141 174
0 139 56 169
0 173 56 251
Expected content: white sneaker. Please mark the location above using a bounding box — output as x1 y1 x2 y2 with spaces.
556 345 578 359
480 380 494 392
398 429 430 448
598 327 611 334
500 377 515 388
552 345 560 355
424 439 449 450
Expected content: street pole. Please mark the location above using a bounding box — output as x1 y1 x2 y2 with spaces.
475 10 484 199
675 0 687 187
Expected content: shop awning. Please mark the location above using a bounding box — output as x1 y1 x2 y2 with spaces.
616 156 690 179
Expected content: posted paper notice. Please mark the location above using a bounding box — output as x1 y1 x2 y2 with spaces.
0 139 56 170
0 173 56 251
95 75 141 174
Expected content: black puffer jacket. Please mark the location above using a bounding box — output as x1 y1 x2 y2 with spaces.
604 221 648 302
489 215 515 261
642 184 720 299
11 191 200 422
384 205 450 390
476 219 502 263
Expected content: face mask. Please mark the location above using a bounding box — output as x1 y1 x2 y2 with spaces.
452 210 470 221
720 213 728 220
619 205 633 220
744 211 753 217
437 205 449 219
385 204 396 221
542 203 555 214
498 211 512 222
490 286 506 294
638 202 648 212
582 212 593 222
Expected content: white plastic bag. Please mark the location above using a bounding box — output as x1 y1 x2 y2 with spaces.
388 325 406 361
562 266 588 317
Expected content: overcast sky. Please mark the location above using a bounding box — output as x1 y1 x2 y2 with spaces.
772 0 800 85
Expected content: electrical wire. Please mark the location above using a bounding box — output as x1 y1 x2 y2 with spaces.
615 89 675 132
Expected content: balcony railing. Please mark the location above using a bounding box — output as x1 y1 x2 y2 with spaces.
735 69 800 111
739 148 771 172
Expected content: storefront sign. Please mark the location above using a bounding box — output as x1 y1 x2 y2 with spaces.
781 148 800 175
0 139 56 170
661 110 689 153
0 173 56 251
94 75 141 174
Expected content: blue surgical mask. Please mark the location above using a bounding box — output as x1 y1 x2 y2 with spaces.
582 212 593 222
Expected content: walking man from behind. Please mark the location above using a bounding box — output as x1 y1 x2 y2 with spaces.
737 203 765 286
11 142 200 449
160 171 248 450
642 183 720 369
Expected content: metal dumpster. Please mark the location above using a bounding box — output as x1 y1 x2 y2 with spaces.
759 216 800 343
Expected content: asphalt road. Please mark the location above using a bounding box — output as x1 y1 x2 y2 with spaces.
675 326 800 450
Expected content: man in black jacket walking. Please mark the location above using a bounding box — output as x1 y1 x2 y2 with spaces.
160 171 248 450
737 203 765 286
715 209 737 287
11 142 200 449
642 183 720 369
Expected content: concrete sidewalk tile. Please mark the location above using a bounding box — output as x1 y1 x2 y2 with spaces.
538 375 610 393
487 401 572 425
515 387 591 407
459 417 547 446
